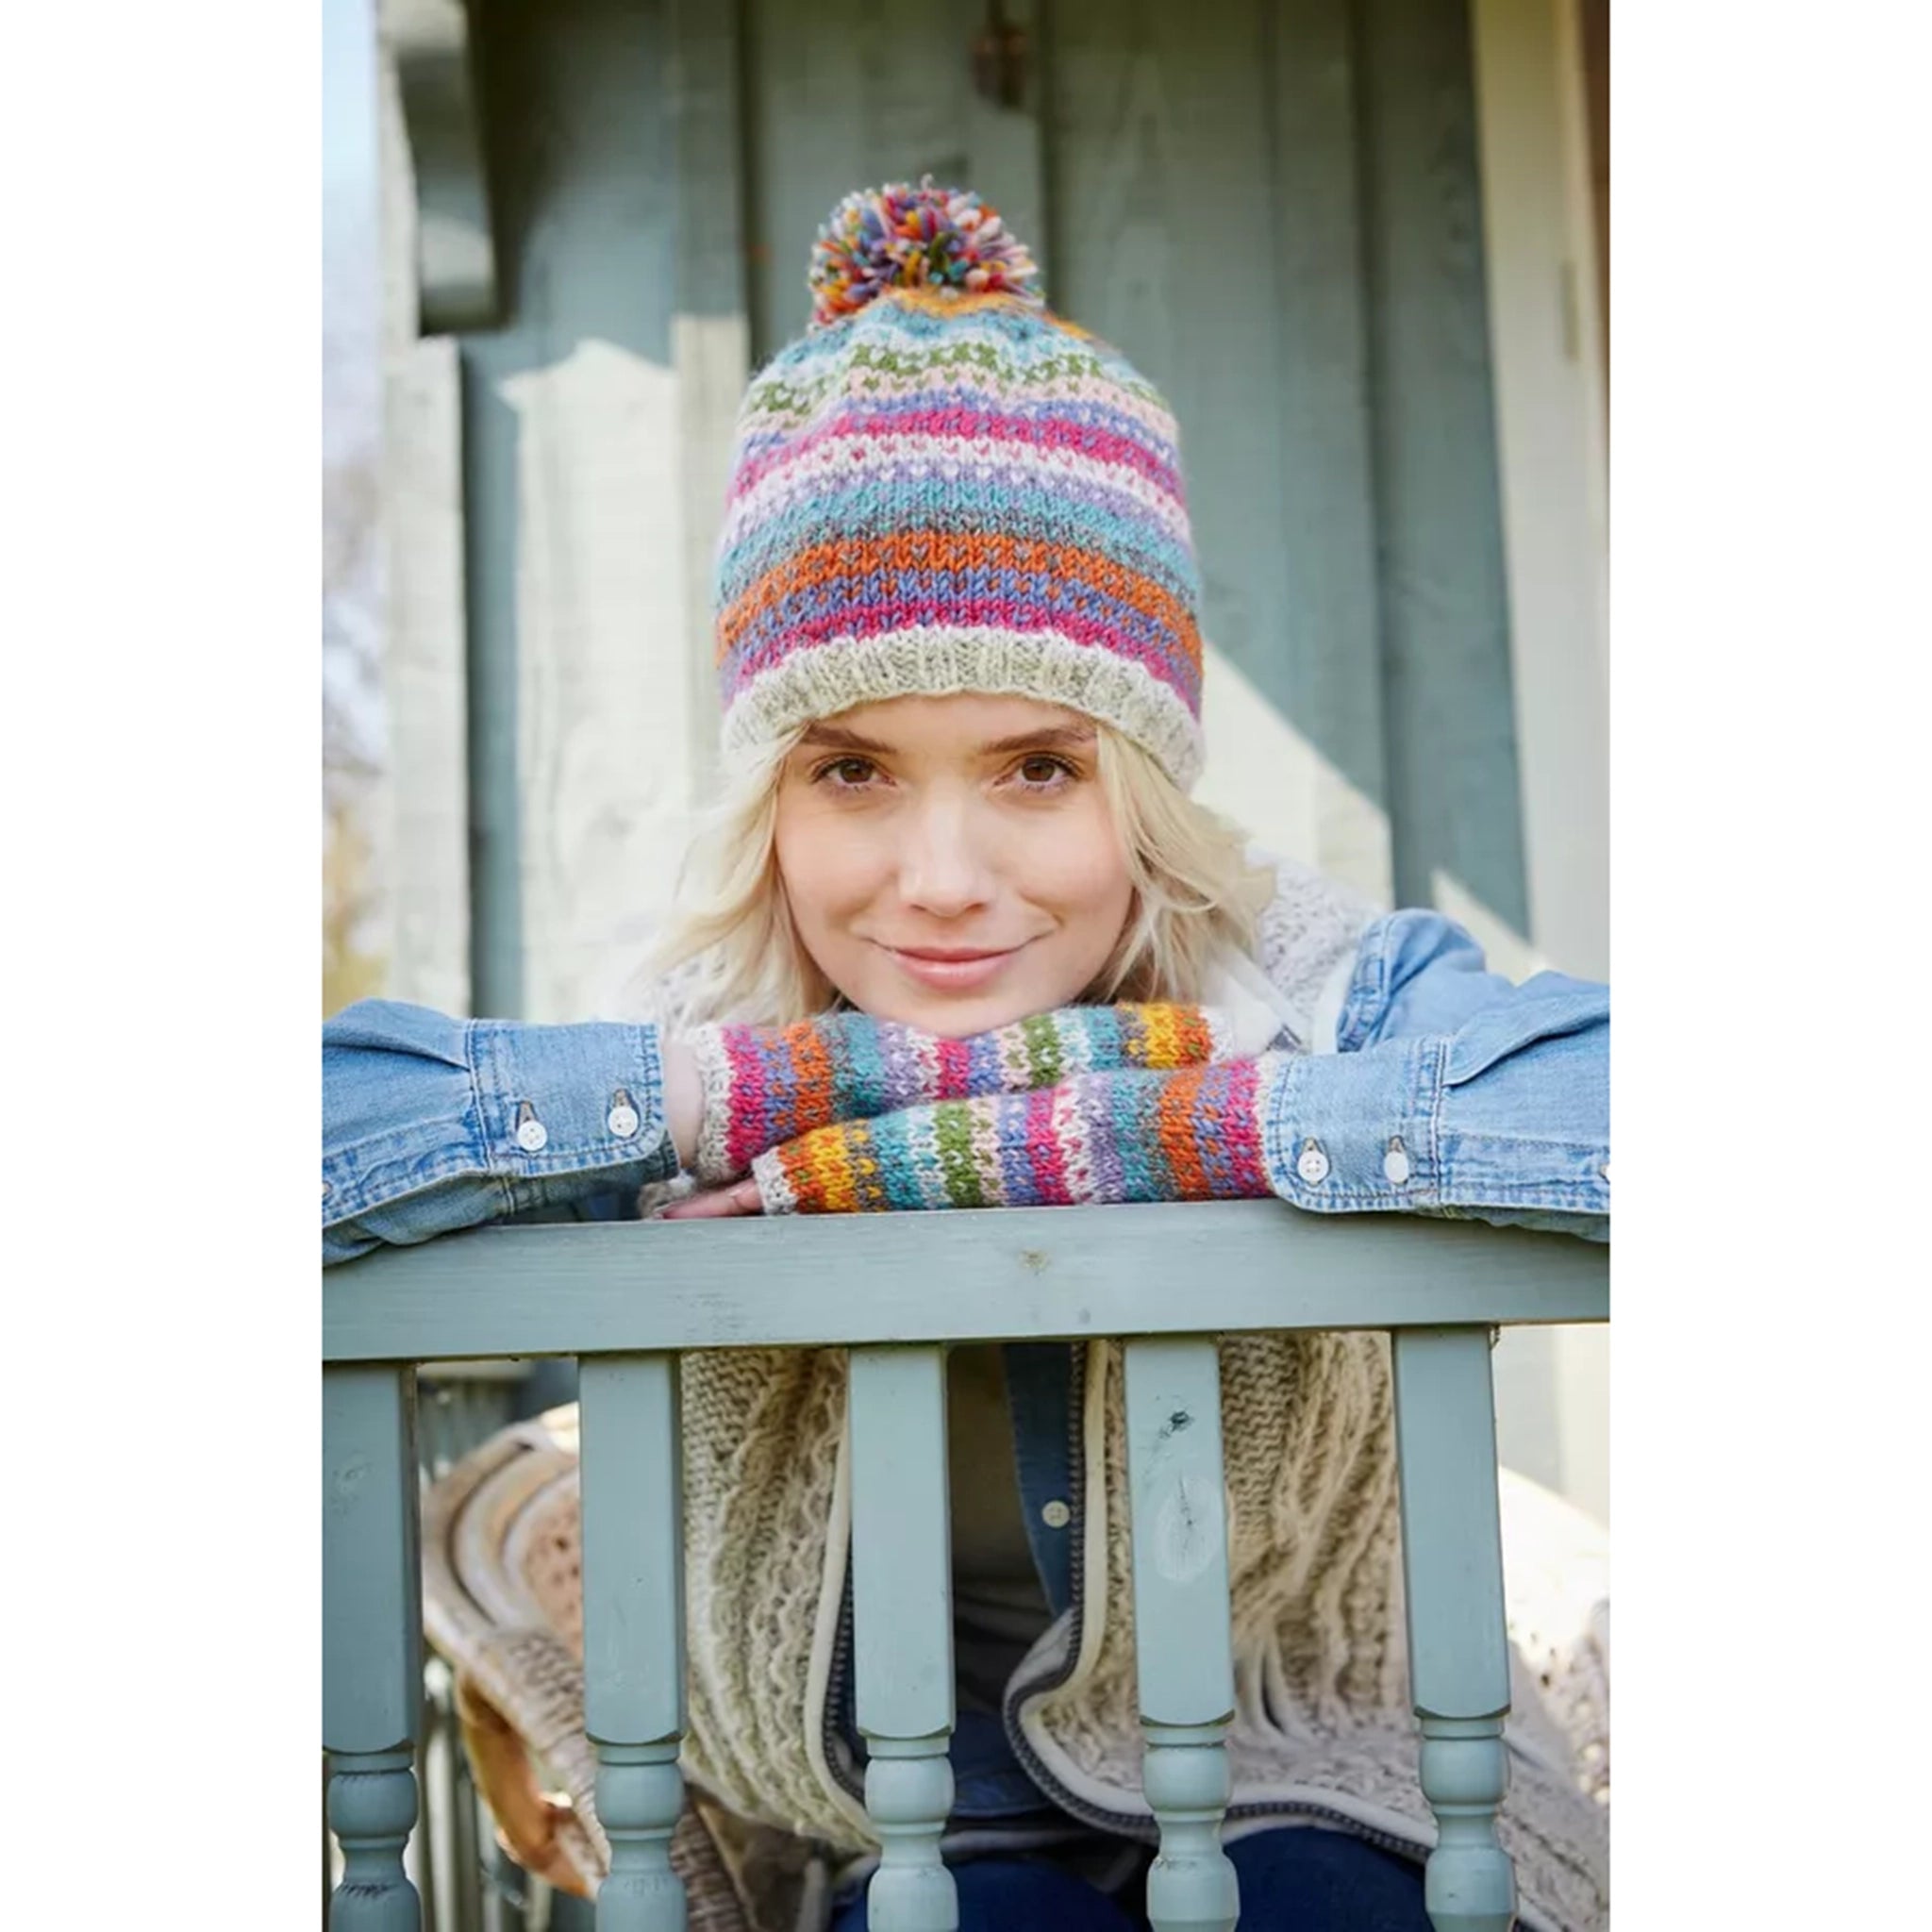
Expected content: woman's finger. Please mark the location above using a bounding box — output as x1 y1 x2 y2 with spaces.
663 1178 764 1219
662 1189 737 1219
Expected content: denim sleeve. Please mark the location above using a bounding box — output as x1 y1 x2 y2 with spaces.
322 999 681 1266
1260 911 1609 1241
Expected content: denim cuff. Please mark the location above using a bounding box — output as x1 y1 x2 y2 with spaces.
1260 1020 1610 1224
1261 1036 1443 1211
469 1019 678 1212
324 1009 678 1264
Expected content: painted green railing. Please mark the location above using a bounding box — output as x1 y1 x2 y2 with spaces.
324 1200 1608 1932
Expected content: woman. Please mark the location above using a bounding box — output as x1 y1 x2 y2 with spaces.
324 184 1609 1931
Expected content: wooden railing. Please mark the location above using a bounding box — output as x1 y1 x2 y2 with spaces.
324 1200 1608 1932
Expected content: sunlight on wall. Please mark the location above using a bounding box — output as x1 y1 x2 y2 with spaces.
1429 866 1553 985
506 339 704 1025
1196 642 1394 907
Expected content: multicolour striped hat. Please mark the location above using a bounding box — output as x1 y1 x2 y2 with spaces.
714 181 1207 790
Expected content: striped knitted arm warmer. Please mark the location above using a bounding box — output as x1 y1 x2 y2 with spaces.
749 1059 1279 1214
689 1004 1237 1184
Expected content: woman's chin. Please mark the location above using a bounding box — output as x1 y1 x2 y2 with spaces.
837 975 1089 1039
864 993 1035 1038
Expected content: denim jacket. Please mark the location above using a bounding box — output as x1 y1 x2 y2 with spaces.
324 907 1607 1822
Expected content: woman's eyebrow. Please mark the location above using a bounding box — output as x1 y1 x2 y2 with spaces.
981 725 1097 755
799 723 895 754
799 722 1096 756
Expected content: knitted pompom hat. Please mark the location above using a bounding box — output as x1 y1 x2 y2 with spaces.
713 181 1207 790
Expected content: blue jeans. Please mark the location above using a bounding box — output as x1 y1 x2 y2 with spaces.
830 1827 1432 1930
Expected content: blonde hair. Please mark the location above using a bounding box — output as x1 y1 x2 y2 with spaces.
649 723 1271 1028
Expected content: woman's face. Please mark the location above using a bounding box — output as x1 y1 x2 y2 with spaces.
773 694 1136 1037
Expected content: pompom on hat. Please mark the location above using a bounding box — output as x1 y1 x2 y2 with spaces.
806 179 1044 325
713 181 1207 790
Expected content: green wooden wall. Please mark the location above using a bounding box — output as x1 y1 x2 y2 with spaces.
456 0 1531 1014
461 0 683 1017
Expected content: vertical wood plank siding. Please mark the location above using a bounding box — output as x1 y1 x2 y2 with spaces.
1262 0 1391 878
435 0 1530 1010
459 0 704 1022
1354 0 1529 926
741 0 1050 364
1049 0 1385 817
378 31 472 1016
670 0 751 807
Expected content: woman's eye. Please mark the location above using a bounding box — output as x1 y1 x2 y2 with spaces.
816 757 879 788
1015 754 1074 789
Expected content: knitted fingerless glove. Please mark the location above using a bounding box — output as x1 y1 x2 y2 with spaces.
750 1058 1280 1214
688 1004 1238 1184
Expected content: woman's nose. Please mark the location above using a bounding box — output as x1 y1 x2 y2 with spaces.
897 796 995 918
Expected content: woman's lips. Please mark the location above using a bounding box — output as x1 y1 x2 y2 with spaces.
877 941 1031 991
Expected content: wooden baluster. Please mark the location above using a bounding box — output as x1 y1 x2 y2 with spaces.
1124 1339 1241 1932
580 1355 690 1932
1391 1328 1517 1932
1128 1344 1243 1932
325 1364 425 1931
849 1346 958 1932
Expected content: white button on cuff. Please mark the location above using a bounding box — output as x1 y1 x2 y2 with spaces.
1383 1138 1412 1187
1296 1139 1331 1186
323 1180 332 1200
608 1104 641 1139
516 1116 550 1154
1600 1162 1610 1186
1041 1499 1072 1530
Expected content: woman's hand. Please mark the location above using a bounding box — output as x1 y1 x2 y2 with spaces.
663 1037 704 1170
660 1036 758 1211
661 1174 766 1219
